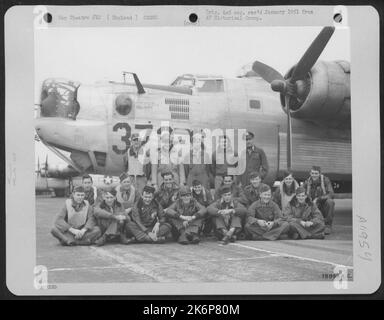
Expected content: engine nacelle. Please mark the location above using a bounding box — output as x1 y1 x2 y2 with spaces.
283 61 350 127
41 163 79 179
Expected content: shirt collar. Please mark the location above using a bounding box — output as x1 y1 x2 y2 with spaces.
71 199 85 210
220 198 234 207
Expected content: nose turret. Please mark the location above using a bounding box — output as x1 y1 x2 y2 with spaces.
39 78 81 119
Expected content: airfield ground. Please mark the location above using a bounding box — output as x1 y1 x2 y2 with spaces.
36 197 353 283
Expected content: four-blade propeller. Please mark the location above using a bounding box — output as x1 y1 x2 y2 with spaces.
252 26 335 170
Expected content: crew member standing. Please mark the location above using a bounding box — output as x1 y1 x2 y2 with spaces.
238 131 269 187
212 135 238 192
303 166 335 235
152 129 186 187
184 134 213 191
124 133 150 194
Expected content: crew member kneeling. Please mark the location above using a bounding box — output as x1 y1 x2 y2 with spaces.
245 185 289 241
166 186 207 245
126 186 172 243
207 186 247 245
284 187 325 239
51 186 101 246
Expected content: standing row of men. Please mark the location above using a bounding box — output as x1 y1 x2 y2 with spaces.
51 164 335 246
123 131 269 193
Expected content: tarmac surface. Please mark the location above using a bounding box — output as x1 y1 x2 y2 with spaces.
36 197 353 283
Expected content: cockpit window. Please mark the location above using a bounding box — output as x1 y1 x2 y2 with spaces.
171 77 195 88
40 79 80 119
196 80 224 92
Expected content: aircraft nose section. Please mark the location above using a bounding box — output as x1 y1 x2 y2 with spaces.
35 118 59 143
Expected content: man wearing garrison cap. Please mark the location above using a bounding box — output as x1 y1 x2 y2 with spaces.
126 186 172 243
245 184 290 241
51 186 101 246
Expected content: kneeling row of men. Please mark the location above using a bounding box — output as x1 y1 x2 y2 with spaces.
51 172 327 246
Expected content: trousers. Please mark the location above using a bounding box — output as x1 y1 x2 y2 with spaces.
51 226 101 246
244 221 290 241
126 221 172 242
317 199 335 227
289 221 325 239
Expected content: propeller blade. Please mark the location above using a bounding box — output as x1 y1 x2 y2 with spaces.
252 61 284 83
290 26 335 82
44 154 49 176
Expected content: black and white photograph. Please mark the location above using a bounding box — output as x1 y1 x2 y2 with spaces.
4 5 381 296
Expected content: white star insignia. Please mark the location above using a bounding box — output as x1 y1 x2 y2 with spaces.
103 176 113 185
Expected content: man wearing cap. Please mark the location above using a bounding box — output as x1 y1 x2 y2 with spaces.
245 185 290 241
237 131 269 187
239 172 267 208
93 189 135 246
303 166 335 235
207 186 247 245
165 186 207 244
123 133 150 194
82 174 102 206
126 186 172 243
214 174 241 201
51 186 101 246
154 171 180 209
115 173 141 214
284 187 325 239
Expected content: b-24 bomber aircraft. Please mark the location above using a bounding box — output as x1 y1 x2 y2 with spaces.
35 27 351 192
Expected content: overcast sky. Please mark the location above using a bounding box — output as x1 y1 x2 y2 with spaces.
35 26 350 168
